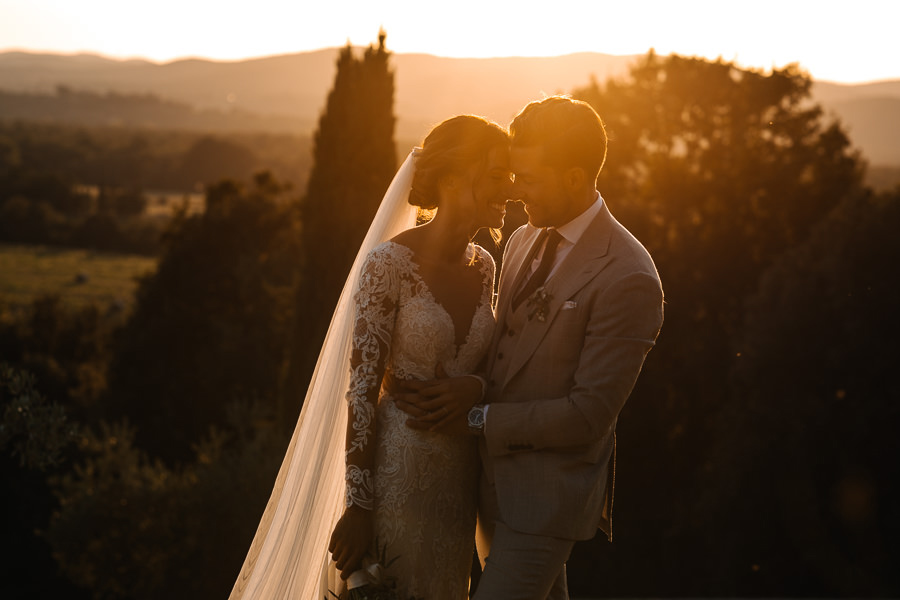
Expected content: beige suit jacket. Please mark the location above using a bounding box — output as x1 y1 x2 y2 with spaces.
481 200 663 541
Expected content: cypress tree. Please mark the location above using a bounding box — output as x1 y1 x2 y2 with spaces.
284 31 396 415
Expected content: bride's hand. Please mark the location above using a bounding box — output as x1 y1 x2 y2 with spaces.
328 505 373 579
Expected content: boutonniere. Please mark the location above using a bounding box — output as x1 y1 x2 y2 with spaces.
526 287 553 322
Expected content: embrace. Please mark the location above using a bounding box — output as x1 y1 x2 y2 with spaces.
230 96 664 599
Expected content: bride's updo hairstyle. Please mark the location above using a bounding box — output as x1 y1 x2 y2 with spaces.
408 115 509 211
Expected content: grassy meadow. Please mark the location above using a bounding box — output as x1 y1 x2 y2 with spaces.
0 243 157 311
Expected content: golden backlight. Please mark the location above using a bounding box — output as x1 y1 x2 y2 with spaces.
0 0 897 84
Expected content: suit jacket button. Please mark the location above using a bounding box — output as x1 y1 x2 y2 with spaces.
507 329 516 336
497 352 504 360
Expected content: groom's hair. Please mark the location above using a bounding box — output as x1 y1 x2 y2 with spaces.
510 95 607 181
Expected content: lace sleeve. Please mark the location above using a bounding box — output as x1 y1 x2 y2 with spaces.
474 244 497 309
344 244 400 510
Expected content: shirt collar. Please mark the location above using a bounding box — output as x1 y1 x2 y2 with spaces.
555 191 603 245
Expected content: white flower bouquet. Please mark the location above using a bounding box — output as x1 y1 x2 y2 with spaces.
327 540 423 600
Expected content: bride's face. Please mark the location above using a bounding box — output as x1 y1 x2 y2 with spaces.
465 145 512 229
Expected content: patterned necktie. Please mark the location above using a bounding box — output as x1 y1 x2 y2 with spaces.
512 228 564 311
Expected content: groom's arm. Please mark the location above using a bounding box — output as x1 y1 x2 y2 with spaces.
393 228 527 434
394 224 533 434
484 271 663 455
392 366 485 435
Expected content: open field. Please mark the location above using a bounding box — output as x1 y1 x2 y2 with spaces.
0 243 157 310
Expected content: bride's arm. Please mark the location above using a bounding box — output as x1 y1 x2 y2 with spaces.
328 247 399 579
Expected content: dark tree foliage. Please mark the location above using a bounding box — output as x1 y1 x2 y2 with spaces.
0 364 81 597
47 405 286 600
0 121 312 255
175 136 259 190
577 52 861 339
0 120 312 204
103 172 302 461
96 186 148 219
0 196 68 244
0 295 112 421
0 363 79 471
564 52 869 596
0 300 111 599
699 189 900 596
18 171 93 217
284 31 397 414
1 175 299 595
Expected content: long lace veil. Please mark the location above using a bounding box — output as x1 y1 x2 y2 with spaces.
229 150 419 599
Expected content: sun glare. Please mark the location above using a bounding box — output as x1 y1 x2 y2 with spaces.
1 0 898 82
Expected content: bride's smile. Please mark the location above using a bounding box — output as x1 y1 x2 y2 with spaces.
470 145 513 230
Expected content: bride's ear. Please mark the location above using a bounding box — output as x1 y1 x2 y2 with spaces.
439 173 460 190
437 173 461 200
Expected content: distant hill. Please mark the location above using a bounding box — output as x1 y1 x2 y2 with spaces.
1 49 898 165
0 86 307 133
812 80 900 165
0 49 635 140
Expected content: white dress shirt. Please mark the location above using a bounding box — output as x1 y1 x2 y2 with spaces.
526 192 604 281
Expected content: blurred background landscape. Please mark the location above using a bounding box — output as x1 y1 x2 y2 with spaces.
2 49 899 168
1 17 899 600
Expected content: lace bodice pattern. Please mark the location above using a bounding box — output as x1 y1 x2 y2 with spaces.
344 240 496 599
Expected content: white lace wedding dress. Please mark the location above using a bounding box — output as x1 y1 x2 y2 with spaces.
346 240 495 599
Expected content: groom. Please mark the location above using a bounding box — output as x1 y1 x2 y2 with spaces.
398 96 663 598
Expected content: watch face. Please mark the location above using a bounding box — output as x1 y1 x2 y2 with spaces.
468 406 485 428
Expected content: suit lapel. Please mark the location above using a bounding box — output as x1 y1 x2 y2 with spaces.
501 203 615 388
494 226 543 334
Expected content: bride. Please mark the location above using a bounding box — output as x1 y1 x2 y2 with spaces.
230 115 511 599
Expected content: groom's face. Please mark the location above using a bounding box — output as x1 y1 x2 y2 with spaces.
510 145 571 228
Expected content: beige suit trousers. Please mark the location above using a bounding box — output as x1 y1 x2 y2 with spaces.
475 473 575 600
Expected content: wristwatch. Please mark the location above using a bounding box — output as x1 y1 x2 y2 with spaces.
467 404 486 434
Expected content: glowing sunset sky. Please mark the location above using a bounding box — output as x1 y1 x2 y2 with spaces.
1 0 897 84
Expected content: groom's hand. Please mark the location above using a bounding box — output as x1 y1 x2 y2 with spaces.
393 364 482 435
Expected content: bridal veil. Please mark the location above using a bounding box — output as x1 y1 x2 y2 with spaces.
229 151 419 599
